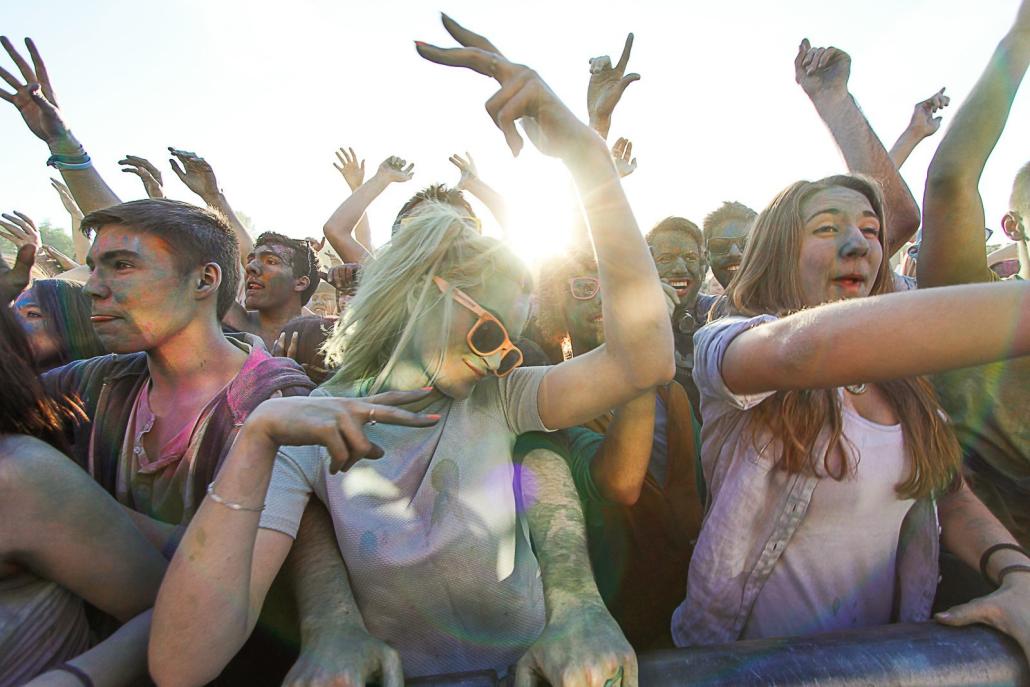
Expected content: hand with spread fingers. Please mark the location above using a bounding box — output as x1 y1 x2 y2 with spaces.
611 137 637 178
586 33 641 140
513 600 638 687
0 36 71 145
335 147 367 191
794 38 851 103
305 236 327 254
39 244 79 272
0 211 41 255
168 147 221 202
0 244 34 304
377 156 415 184
50 177 82 221
245 390 440 474
449 152 480 191
908 87 951 139
416 15 599 160
119 155 165 199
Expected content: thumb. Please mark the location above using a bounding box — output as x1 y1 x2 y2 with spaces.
169 158 187 183
619 73 641 94
935 598 995 628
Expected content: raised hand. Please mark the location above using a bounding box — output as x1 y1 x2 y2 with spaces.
334 147 367 191
119 155 165 199
0 244 34 304
611 137 637 178
305 236 327 253
586 33 641 139
416 16 598 159
448 152 479 190
50 178 82 220
327 263 361 292
376 156 415 184
168 147 220 202
0 37 71 145
246 390 439 473
794 38 851 102
39 244 78 272
908 88 951 139
0 211 41 254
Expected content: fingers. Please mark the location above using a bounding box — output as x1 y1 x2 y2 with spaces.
416 43 513 83
440 13 505 57
6 243 35 289
794 38 809 73
380 648 404 687
624 654 640 687
618 73 640 96
24 38 54 105
0 63 20 91
485 70 536 156
935 597 998 629
273 332 285 357
817 47 839 71
513 657 540 687
615 32 635 75
9 210 36 231
624 139 633 159
168 158 188 184
0 36 34 85
286 331 299 359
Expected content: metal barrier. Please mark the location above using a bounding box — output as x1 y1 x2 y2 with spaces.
410 623 1030 686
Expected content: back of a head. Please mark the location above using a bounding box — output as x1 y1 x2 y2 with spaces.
391 184 477 237
33 279 107 364
1011 161 1030 215
324 200 528 387
80 198 241 319
726 175 890 316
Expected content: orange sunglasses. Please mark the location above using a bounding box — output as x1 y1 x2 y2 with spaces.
433 276 524 377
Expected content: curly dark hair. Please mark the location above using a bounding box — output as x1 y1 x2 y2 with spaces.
533 248 598 363
254 232 321 305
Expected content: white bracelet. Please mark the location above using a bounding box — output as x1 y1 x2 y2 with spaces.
206 482 265 512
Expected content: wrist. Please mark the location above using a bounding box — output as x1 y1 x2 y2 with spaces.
47 134 83 156
588 114 611 139
809 89 852 112
200 190 226 207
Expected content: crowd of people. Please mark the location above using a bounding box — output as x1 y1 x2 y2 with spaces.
0 5 1028 687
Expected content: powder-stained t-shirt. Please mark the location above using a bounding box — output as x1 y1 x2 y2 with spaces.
260 366 552 678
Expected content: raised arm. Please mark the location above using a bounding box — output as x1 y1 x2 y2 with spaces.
721 281 1030 396
586 33 640 141
920 1 1030 287
119 154 166 199
333 146 374 252
168 147 255 262
50 178 89 263
0 37 121 213
518 447 638 687
449 152 510 234
322 156 413 263
888 88 950 169
417 16 674 432
795 39 921 256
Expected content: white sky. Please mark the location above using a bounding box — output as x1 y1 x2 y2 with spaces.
1 0 1027 265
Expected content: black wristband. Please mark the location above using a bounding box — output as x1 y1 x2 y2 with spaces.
53 663 95 687
997 565 1030 586
979 543 1030 586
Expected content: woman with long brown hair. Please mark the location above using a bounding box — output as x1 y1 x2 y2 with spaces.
671 175 1030 659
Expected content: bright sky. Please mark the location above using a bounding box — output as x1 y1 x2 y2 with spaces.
2 0 1027 266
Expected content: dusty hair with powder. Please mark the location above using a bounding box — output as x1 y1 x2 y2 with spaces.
322 201 530 391
725 174 960 499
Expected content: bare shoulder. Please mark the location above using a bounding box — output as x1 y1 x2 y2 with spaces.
0 434 77 495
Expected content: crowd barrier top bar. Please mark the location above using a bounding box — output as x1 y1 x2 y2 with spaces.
410 623 1030 687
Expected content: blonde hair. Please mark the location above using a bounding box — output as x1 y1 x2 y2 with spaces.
322 201 530 393
726 175 961 500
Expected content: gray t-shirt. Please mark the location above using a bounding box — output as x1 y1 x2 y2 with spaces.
260 366 551 678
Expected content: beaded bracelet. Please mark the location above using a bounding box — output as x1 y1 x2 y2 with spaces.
53 663 94 687
206 482 265 512
979 542 1030 587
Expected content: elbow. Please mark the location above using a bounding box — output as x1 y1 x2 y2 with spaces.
924 168 976 200
628 326 676 391
601 480 643 507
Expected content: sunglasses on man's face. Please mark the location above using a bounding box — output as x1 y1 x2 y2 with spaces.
568 276 600 300
433 276 523 377
707 236 747 255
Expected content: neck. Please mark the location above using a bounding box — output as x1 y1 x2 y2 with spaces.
146 315 247 394
257 299 303 332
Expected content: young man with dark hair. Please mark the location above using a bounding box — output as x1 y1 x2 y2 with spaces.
223 231 321 350
701 201 757 292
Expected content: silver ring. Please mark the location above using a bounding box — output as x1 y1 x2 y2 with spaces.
367 408 377 427
603 666 624 687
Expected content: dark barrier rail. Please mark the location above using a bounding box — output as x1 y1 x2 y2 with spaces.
410 623 1029 686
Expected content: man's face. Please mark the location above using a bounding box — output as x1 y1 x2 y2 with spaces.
651 231 704 306
245 243 303 311
562 271 604 354
706 219 751 288
84 225 202 354
309 283 338 318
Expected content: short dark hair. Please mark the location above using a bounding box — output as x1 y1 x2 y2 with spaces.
646 216 704 248
702 201 757 243
254 232 320 305
81 199 240 319
392 184 476 236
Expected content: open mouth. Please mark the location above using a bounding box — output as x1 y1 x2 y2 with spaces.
725 264 740 274
667 278 693 296
833 274 867 291
246 280 265 292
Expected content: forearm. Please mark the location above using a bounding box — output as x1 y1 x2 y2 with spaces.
888 128 925 169
58 611 152 687
727 281 1030 394
204 191 254 264
353 213 373 253
49 137 121 214
589 115 611 142
324 175 389 263
150 430 277 686
590 390 656 505
811 92 920 255
69 214 89 263
464 178 510 234
565 137 674 388
522 447 606 618
121 506 183 558
939 481 1030 584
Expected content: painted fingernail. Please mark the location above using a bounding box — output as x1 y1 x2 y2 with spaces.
415 40 427 48
427 414 442 421
421 386 434 391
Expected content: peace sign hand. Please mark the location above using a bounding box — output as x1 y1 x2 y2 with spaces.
416 15 597 160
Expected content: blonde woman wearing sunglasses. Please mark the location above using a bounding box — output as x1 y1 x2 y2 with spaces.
151 15 673 687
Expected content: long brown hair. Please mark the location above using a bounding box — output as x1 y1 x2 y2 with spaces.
725 175 960 499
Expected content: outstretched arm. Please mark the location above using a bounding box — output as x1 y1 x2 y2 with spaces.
449 152 510 234
0 37 121 214
323 156 413 263
50 178 90 262
333 146 374 252
168 147 254 263
888 88 950 169
721 280 1030 396
518 447 638 687
795 39 921 257
920 2 1030 287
